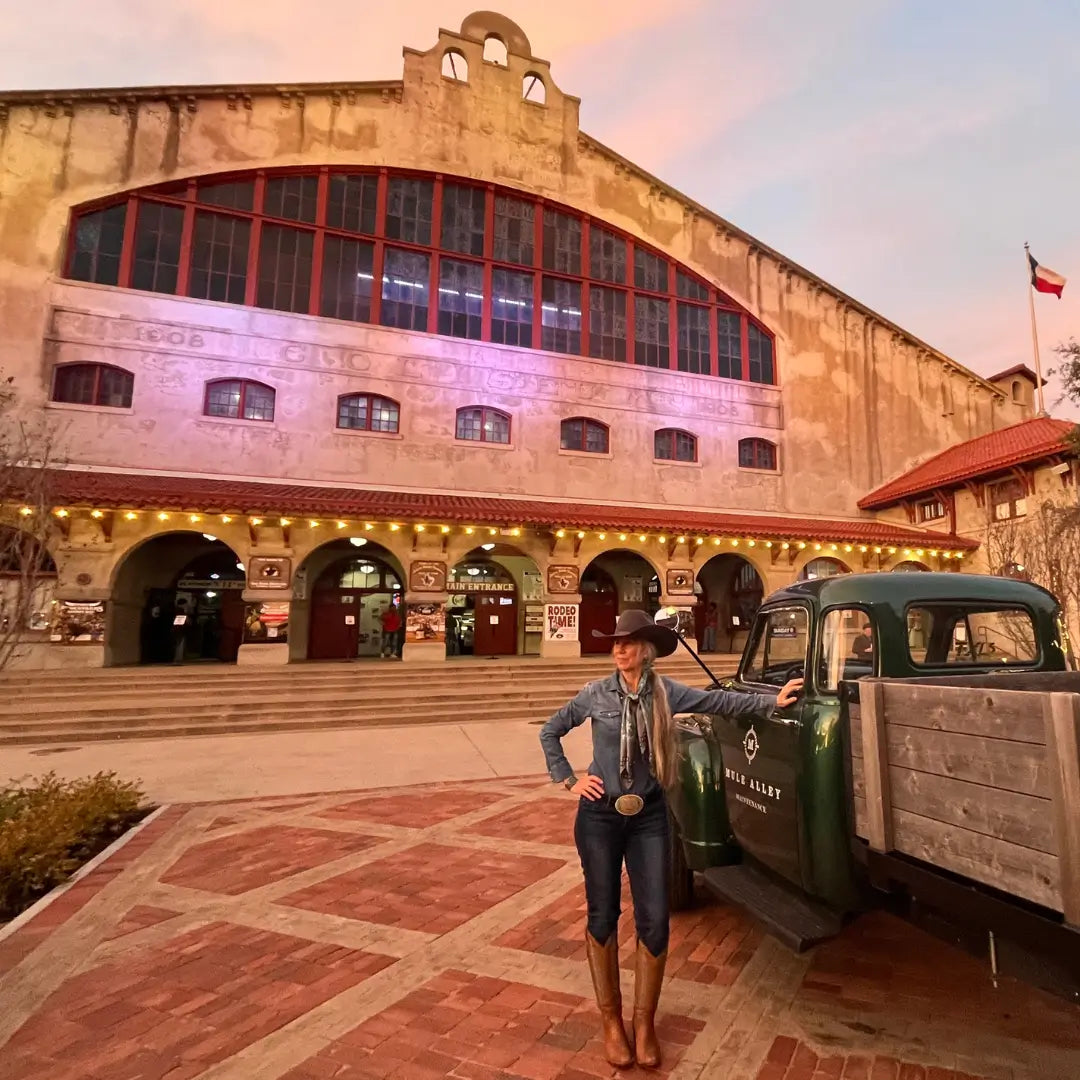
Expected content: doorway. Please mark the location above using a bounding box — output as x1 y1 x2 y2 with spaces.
695 554 765 654
580 552 660 655
308 554 402 660
447 557 518 656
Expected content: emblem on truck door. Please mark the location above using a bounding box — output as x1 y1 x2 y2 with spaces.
743 726 760 765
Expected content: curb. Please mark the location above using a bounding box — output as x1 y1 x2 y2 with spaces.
0 803 170 944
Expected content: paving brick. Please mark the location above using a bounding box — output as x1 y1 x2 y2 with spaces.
104 903 182 940
278 842 564 932
468 795 578 846
318 789 508 827
159 824 384 894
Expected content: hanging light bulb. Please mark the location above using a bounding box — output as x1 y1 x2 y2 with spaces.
441 525 451 534
556 529 566 538
189 514 201 523
349 537 368 548
221 515 232 524
389 524 401 531
365 523 375 531
658 535 667 543
638 535 647 543
124 511 137 521
415 524 425 532
577 531 586 539
18 507 33 517
619 533 628 542
158 512 170 522
90 510 104 519
676 535 686 544
54 509 69 518
336 520 347 529
712 538 721 546
309 520 320 528
598 532 607 540
280 518 291 527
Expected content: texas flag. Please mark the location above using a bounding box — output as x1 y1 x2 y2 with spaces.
1029 253 1067 298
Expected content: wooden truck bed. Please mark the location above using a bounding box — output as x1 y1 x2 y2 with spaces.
848 672 1080 927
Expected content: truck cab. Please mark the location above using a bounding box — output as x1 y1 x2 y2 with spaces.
668 572 1071 950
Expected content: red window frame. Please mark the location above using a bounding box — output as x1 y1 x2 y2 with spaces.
50 363 134 408
456 405 511 444
988 478 1026 521
560 416 610 453
63 167 778 386
917 498 945 522
654 428 697 463
204 378 276 422
336 393 401 433
738 437 777 471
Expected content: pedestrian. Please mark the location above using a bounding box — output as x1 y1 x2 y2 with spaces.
701 602 718 653
379 604 402 658
539 609 802 1069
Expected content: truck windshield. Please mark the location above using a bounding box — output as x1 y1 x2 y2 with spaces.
742 606 809 686
905 604 1038 666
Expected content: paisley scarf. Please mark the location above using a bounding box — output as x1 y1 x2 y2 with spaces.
617 666 653 789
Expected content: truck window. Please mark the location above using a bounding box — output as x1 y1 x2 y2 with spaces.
820 608 876 692
742 606 808 687
906 605 1038 666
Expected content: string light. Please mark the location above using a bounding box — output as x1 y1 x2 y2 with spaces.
414 524 425 532
676 535 686 544
309 520 320 528
365 523 375 531
747 540 756 547
18 507 32 516
797 542 806 549
814 543 822 551
336 521 347 529
829 544 839 552
888 547 897 554
598 533 607 540
389 523 401 531
556 529 565 538
765 541 773 548
859 545 867 553
929 549 938 557
731 539 740 547
781 542 790 550
441 526 451 534
158 512 169 521
189 514 201 523
510 528 521 537
916 549 925 557
695 537 704 545
250 517 262 526
488 528 497 535
577 531 586 539
712 538 722 546
124 511 137 521
465 527 475 535
638 534 647 542
90 510 104 519
54 509 69 518
658 535 667 543
619 533 628 541
279 518 291 527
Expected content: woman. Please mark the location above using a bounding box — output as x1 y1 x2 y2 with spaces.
539 609 802 1069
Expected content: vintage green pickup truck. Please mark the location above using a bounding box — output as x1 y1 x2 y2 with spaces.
666 572 1080 998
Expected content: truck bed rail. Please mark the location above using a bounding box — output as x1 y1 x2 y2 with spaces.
849 673 1080 927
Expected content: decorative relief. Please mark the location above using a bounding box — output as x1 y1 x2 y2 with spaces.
409 560 447 593
248 556 291 590
546 565 579 594
665 568 695 595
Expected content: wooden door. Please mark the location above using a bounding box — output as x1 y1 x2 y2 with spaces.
580 590 617 654
308 592 359 660
218 591 246 661
473 593 517 656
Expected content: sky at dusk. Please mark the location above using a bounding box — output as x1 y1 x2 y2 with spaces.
1 1 1077 415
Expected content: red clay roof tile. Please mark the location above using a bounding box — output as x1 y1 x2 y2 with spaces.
858 417 1074 510
43 469 978 550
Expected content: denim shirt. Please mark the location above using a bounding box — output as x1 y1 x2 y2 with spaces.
538 671 777 795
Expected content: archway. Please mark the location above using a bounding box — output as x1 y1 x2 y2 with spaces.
447 544 542 657
301 539 404 661
580 551 661 654
107 532 245 666
798 557 851 581
695 554 764 654
892 560 930 573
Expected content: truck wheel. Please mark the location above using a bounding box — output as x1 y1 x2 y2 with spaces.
668 810 695 911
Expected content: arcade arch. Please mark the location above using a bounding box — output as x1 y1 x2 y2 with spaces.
892 560 930 572
580 550 661 654
694 553 765 654
293 539 405 661
447 544 542 657
797 556 851 581
106 531 245 666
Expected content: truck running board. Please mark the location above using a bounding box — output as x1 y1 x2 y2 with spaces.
700 864 843 953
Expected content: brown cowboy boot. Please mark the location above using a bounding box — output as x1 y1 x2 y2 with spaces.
584 931 634 1068
632 939 668 1069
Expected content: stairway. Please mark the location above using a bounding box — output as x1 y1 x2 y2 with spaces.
0 654 740 746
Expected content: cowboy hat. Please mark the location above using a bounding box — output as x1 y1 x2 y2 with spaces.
591 609 678 658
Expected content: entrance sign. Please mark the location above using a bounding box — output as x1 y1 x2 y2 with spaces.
545 603 579 641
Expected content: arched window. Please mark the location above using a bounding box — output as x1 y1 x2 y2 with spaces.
738 437 777 470
654 428 697 463
798 557 851 581
456 406 510 444
523 73 546 104
337 394 400 433
561 417 609 454
893 561 930 573
483 36 508 65
204 379 275 422
63 168 777 385
51 363 133 408
442 50 468 81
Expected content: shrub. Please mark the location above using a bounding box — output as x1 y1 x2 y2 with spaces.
0 770 147 920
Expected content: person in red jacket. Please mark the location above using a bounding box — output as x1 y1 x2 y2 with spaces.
379 604 402 659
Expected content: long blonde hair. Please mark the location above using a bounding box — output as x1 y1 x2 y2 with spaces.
641 642 677 789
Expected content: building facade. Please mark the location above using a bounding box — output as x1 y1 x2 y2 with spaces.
0 13 1048 669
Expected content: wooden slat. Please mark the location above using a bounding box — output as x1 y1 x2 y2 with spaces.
852 795 868 837
849 706 862 758
860 681 893 853
892 808 1061 912
851 755 865 799
1044 692 1080 927
905 672 1080 693
885 724 1049 798
881 682 1046 744
888 768 1055 855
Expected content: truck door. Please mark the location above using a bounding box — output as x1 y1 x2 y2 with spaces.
714 605 810 887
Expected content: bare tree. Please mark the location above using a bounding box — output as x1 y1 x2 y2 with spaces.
986 501 1080 662
0 376 59 669
1050 338 1080 453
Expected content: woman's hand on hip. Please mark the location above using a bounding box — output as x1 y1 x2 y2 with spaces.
776 678 804 708
572 775 605 801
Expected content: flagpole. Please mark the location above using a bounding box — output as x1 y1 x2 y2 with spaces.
1024 242 1047 415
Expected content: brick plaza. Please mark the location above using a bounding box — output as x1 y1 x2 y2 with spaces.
2 777 1078 1080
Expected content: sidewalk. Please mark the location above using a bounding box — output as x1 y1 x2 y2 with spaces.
2 775 1078 1080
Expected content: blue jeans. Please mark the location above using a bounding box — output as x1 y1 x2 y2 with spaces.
574 791 670 957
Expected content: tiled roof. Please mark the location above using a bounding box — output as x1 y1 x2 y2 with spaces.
43 469 978 549
859 417 1075 510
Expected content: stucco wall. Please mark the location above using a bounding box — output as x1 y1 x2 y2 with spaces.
0 14 1026 526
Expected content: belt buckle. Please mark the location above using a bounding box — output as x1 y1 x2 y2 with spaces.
614 794 644 816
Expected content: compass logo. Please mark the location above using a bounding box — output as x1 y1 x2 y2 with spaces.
743 725 760 766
